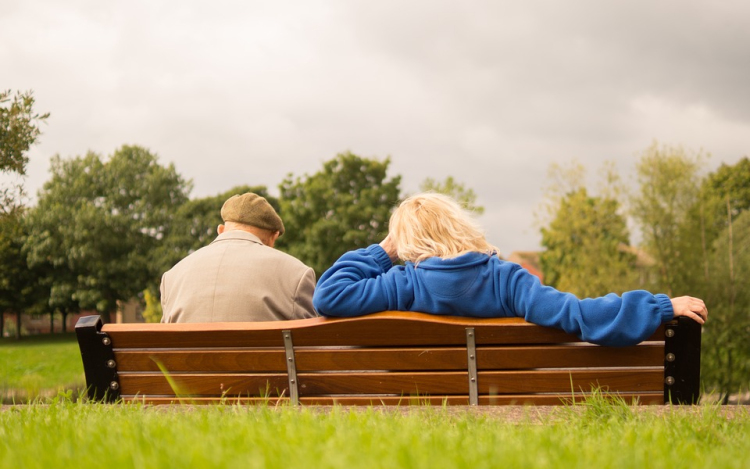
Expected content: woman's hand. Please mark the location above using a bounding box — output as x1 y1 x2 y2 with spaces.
670 296 708 325
379 235 399 263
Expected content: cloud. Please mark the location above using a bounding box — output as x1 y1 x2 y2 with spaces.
3 0 748 256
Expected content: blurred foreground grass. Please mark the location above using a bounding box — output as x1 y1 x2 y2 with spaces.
1 398 749 469
0 333 84 402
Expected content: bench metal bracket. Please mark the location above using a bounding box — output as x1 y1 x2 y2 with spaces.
466 327 478 406
75 315 120 402
282 330 300 405
664 317 702 404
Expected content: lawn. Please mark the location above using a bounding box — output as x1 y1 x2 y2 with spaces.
1 334 749 468
0 333 85 402
1 399 748 469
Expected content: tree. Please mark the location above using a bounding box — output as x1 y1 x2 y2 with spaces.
1 90 49 214
630 142 706 295
540 187 637 297
700 157 750 249
701 209 750 401
419 176 484 214
277 152 401 277
0 210 48 337
690 157 750 400
24 145 191 321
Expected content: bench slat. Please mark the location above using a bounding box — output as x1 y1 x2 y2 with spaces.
115 350 288 372
122 393 665 406
299 369 663 395
118 373 290 397
101 312 576 348
114 344 664 373
477 344 664 369
103 312 665 348
118 369 661 397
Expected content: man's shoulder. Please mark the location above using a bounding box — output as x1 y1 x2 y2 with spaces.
265 247 313 273
164 237 312 276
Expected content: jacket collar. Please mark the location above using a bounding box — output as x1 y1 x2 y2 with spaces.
210 230 264 246
410 252 493 270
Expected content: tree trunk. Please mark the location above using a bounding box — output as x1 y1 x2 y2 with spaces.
50 311 55 334
15 311 21 339
62 311 68 333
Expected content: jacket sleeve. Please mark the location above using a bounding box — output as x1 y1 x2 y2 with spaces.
292 267 319 318
313 245 397 317
159 272 170 323
505 265 674 346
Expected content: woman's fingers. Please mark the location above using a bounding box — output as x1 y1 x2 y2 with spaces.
670 296 708 324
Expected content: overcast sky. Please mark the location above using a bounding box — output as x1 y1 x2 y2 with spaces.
3 0 749 255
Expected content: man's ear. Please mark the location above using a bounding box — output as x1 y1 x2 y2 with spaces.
217 224 225 235
268 230 281 248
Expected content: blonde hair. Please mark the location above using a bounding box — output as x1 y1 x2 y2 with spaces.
389 192 496 263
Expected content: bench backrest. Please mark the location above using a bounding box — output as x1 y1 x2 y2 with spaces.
75 312 701 405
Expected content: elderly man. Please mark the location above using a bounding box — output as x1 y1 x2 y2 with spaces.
160 192 317 322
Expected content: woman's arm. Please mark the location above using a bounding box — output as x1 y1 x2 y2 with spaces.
313 244 400 317
505 265 685 346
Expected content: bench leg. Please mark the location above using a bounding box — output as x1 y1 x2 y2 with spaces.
75 315 120 402
664 317 702 404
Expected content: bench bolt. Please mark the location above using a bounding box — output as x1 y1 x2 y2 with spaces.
665 329 675 338
665 376 675 385
107 359 116 368
666 353 675 362
102 337 111 346
110 381 119 391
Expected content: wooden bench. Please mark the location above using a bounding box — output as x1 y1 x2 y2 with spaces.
75 312 701 405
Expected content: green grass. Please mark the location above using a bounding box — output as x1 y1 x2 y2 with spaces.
1 336 748 468
0 333 85 402
1 398 748 469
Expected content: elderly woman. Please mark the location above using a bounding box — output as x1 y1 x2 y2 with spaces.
312 192 707 346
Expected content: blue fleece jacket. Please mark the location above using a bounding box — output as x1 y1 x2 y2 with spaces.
313 245 675 346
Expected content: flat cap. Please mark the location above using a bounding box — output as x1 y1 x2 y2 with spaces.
221 193 285 235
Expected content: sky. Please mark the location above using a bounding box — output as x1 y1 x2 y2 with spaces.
3 0 749 256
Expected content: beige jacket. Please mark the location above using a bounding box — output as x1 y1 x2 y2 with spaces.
160 230 317 322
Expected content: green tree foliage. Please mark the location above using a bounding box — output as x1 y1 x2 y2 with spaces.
141 288 162 324
689 157 750 399
540 188 637 297
630 153 750 397
700 157 750 249
0 211 49 337
630 142 706 296
277 152 401 277
0 90 49 214
24 145 191 320
419 176 484 214
673 157 750 300
702 209 750 401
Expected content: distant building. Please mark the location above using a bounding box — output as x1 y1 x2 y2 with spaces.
506 251 544 283
2 298 145 337
618 244 657 288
